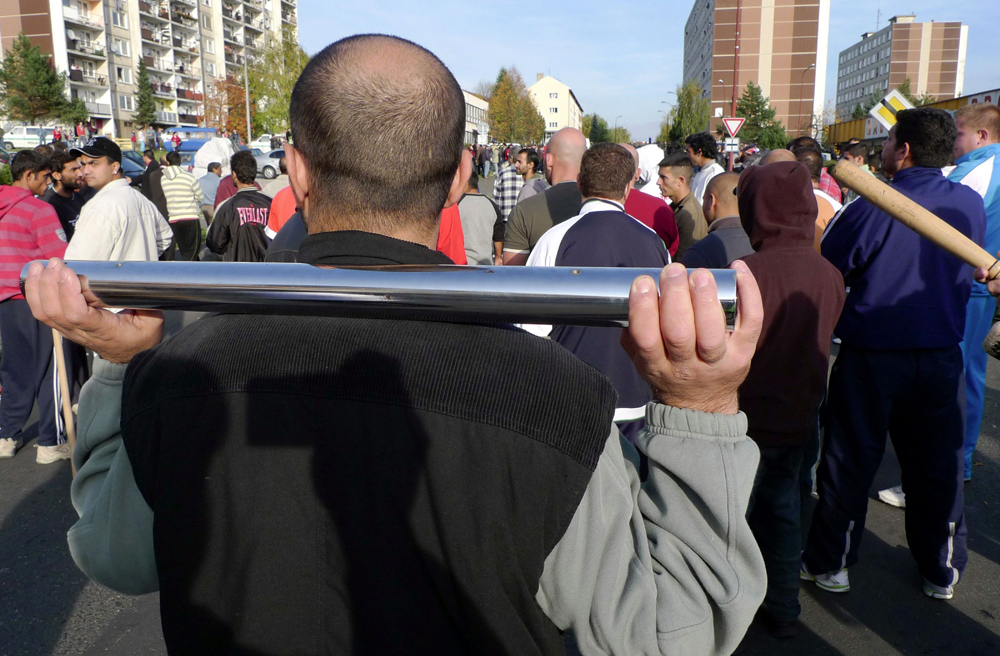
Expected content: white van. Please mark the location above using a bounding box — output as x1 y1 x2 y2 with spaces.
3 126 55 150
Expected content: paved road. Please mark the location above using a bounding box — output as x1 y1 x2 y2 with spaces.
2 313 999 655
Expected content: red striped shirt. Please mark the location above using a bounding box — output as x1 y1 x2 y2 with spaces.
0 186 68 301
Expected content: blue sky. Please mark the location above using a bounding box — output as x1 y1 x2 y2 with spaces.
297 1 999 141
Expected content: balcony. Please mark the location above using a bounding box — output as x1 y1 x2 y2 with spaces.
156 110 178 124
224 52 244 66
223 31 242 45
176 88 199 100
171 0 196 6
281 12 296 24
85 101 113 117
151 81 175 97
245 0 264 10
70 72 109 88
243 16 264 32
63 11 104 30
66 40 106 60
170 11 197 29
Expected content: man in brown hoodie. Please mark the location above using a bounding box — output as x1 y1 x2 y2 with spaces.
737 161 846 637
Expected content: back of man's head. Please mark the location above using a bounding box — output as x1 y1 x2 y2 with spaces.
279 156 288 175
34 144 54 159
230 150 258 185
143 149 155 162
703 172 739 223
843 142 868 163
53 141 68 154
465 166 479 191
760 149 796 166
954 103 1000 143
685 132 718 160
11 150 49 182
619 143 640 183
208 162 222 175
658 153 694 185
894 107 956 168
787 135 821 153
578 143 634 202
166 151 181 167
794 148 823 182
289 34 465 234
546 127 587 183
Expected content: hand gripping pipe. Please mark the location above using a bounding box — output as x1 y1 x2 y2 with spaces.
21 262 739 330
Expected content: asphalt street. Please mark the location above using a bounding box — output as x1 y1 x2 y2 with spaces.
1 269 999 655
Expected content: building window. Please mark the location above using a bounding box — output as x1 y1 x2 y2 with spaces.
206 61 216 76
202 0 211 5
112 11 128 28
116 66 132 84
549 107 558 113
205 38 215 53
202 15 212 29
113 38 130 57
549 92 558 98
119 94 135 111
549 122 558 128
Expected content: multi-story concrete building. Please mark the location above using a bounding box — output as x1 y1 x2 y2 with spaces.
0 0 296 138
834 15 967 120
463 90 489 145
683 0 830 137
527 74 583 141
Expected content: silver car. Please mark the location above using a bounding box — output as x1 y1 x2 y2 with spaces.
255 149 285 179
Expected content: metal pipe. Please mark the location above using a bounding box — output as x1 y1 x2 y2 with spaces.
20 262 739 329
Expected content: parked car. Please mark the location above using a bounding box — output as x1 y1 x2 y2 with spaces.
249 134 273 150
254 149 285 179
3 126 55 150
121 156 145 187
0 146 11 165
122 150 146 168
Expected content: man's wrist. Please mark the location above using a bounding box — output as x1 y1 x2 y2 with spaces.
653 392 739 416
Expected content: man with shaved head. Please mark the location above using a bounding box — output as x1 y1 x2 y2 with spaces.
503 127 587 264
27 34 767 654
681 172 753 269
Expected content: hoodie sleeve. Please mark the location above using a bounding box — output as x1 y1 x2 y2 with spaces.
32 203 68 259
536 405 766 656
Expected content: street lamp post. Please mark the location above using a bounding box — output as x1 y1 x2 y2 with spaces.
798 63 816 136
614 115 622 140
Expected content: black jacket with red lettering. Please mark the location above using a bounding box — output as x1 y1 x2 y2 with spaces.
207 188 272 262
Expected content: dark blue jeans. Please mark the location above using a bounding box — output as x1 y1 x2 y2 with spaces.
748 444 806 623
0 299 60 446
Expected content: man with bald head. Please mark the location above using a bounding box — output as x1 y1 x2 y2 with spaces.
760 148 797 166
681 172 753 269
34 34 767 655
503 127 587 264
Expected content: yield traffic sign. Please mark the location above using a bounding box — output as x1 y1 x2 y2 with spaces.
722 117 745 138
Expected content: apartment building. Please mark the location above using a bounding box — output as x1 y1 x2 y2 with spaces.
834 15 967 120
683 0 831 136
0 0 297 137
463 90 489 145
527 74 583 141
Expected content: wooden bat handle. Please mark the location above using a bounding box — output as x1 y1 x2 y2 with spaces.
831 159 1000 279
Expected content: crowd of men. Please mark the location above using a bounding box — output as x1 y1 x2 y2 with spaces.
2 31 999 655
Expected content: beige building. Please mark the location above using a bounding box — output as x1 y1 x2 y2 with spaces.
463 90 488 145
683 0 831 136
835 15 967 120
0 0 296 137
527 74 583 141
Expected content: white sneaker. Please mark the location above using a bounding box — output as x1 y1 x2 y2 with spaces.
800 562 851 593
923 579 954 600
878 485 906 508
35 443 71 464
0 437 22 459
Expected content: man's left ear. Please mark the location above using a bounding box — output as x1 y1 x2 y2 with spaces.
445 150 473 208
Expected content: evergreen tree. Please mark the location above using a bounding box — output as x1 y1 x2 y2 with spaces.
134 58 157 128
583 113 610 142
60 97 89 125
486 67 545 143
0 33 68 124
851 103 867 119
735 81 789 149
667 80 710 143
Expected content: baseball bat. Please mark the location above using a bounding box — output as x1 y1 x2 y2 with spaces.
830 159 1000 357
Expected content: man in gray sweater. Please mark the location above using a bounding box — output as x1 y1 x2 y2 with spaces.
26 34 767 656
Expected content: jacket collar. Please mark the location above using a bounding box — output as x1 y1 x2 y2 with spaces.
891 166 944 184
708 216 742 233
955 143 1000 165
298 230 454 267
579 198 624 215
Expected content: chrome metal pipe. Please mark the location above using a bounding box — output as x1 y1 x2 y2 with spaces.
21 262 739 329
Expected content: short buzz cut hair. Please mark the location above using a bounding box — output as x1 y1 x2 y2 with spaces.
843 142 868 161
288 34 466 234
207 161 222 174
165 150 181 166
579 143 636 200
685 132 718 159
658 153 695 181
893 107 956 168
11 150 50 181
955 103 1000 141
230 150 258 184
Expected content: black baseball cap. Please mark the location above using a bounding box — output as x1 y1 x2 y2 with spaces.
70 136 122 164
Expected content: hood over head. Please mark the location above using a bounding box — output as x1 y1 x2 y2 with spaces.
738 160 817 250
0 185 31 217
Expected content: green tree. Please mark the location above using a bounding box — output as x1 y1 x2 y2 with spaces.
607 126 631 142
486 67 545 143
0 164 11 186
861 78 936 115
851 103 867 119
735 81 789 149
656 114 671 143
0 33 68 124
583 113 610 142
667 80 710 143
60 97 89 125
134 58 157 128
247 28 309 134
